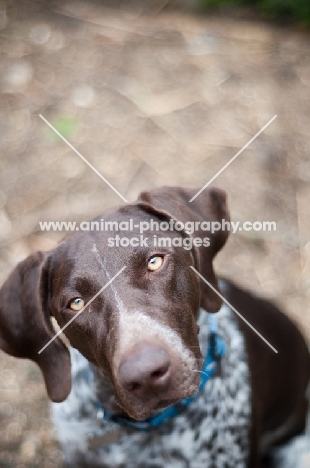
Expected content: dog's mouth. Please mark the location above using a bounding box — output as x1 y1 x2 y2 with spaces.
154 398 180 410
115 376 200 421
114 399 181 421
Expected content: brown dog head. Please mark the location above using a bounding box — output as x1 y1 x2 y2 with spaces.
0 187 230 419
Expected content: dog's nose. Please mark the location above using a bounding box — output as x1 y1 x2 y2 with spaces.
118 343 171 399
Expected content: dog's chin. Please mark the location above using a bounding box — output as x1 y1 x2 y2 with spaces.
132 398 181 420
118 382 200 421
119 402 163 421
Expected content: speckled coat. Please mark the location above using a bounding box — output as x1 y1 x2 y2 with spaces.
52 304 251 468
52 301 310 468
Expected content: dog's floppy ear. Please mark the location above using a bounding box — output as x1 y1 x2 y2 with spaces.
0 251 71 402
138 186 230 312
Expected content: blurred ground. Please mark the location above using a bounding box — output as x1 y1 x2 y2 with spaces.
0 0 310 466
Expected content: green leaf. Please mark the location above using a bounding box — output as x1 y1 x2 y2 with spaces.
46 116 78 142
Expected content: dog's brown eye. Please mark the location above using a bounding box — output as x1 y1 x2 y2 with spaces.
147 256 163 272
69 298 85 311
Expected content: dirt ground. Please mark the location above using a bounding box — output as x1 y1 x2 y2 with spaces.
0 0 310 466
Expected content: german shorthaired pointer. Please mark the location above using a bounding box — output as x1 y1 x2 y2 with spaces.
0 186 309 468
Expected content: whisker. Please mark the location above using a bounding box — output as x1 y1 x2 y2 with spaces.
191 369 211 378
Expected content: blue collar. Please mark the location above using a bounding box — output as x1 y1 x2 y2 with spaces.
96 314 226 432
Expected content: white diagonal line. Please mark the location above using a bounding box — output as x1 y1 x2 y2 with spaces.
39 114 128 203
190 266 278 353
38 266 127 354
189 115 277 202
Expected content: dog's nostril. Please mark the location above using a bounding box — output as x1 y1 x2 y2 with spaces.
128 382 141 392
151 365 169 380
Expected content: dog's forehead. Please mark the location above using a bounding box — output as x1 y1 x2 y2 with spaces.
48 200 191 285
102 202 163 222
50 232 145 278
53 202 172 260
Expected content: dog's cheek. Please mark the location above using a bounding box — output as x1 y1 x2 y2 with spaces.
179 308 202 361
175 265 200 316
52 312 97 365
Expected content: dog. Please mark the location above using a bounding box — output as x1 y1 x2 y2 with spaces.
0 186 309 468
